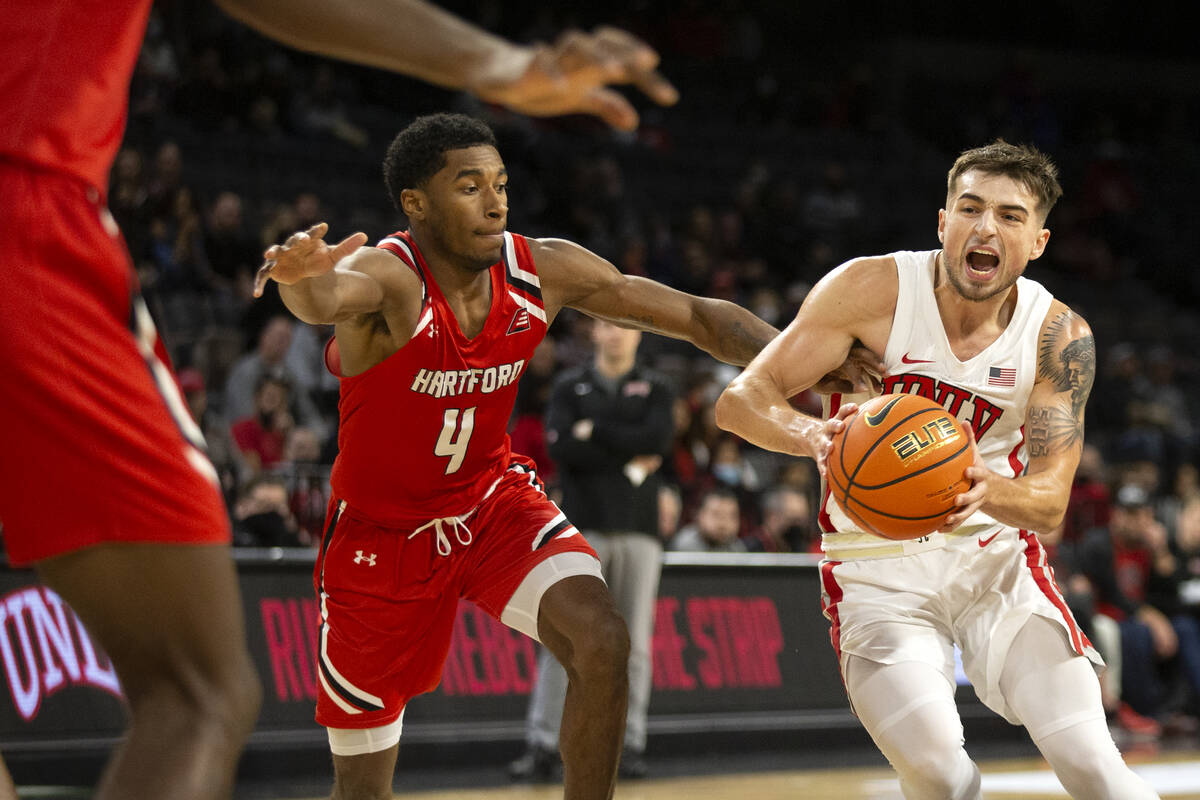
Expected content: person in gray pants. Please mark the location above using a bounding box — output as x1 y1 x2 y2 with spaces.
510 319 675 782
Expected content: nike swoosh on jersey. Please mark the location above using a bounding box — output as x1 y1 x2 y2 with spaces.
901 353 935 364
978 531 1001 547
864 396 904 426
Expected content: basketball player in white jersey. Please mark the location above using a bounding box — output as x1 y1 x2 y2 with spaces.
714 141 1158 799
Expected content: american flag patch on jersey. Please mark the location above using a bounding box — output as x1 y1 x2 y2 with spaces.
988 366 1017 387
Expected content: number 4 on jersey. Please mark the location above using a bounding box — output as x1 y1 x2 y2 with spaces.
435 407 476 474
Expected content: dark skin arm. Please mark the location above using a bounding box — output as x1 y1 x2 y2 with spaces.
534 237 777 366
214 0 677 131
256 226 886 385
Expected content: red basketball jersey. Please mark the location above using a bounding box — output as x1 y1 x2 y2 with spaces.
0 0 153 192
328 231 548 524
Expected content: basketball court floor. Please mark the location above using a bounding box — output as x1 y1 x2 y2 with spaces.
397 753 1200 800
219 738 1200 799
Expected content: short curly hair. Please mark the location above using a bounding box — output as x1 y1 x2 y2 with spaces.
383 113 498 212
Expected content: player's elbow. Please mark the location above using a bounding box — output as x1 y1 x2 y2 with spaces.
713 383 742 434
278 287 336 326
1033 497 1069 536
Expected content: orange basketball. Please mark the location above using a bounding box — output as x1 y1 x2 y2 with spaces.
827 393 972 540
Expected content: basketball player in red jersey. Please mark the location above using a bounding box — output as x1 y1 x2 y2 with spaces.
0 2 677 798
253 113 784 800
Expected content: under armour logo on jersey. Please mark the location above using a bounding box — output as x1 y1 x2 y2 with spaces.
507 308 531 335
353 550 377 566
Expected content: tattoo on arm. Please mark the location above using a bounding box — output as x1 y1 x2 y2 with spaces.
1027 404 1083 457
1037 310 1095 418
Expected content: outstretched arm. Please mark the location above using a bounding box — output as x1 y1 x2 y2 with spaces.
714 257 896 478
214 0 677 131
534 238 777 366
254 223 380 324
960 303 1095 533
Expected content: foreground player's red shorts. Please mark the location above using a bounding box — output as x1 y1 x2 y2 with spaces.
314 458 598 731
0 159 230 565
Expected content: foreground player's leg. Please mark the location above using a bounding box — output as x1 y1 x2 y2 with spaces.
331 745 400 800
1002 615 1159 800
37 543 261 800
0 755 16 800
537 575 630 800
844 655 981 800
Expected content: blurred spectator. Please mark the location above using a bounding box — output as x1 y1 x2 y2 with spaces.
293 64 369 149
204 190 261 309
147 185 209 298
1079 133 1141 254
146 140 190 222
1160 462 1200 534
1169 498 1200 623
1048 514 1159 738
176 45 235 131
1061 443 1112 545
231 374 294 473
250 206 303 334
278 427 330 541
802 161 862 254
285 322 340 421
224 315 326 437
178 366 246 504
745 485 818 553
1091 342 1142 440
1076 484 1178 721
509 337 559 486
708 434 762 495
293 191 324 230
232 474 306 548
109 148 150 260
1138 346 1196 471
1151 496 1200 723
669 486 745 553
658 484 683 543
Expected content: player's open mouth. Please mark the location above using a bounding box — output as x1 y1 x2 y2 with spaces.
965 249 999 278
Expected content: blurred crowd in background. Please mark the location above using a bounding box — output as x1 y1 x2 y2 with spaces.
16 0 1200 738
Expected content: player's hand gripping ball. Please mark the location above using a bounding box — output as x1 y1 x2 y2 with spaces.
827 393 972 540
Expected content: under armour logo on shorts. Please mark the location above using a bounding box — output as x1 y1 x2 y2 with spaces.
353 550 377 566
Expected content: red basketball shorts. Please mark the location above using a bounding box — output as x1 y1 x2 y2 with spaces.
0 159 230 565
313 458 600 733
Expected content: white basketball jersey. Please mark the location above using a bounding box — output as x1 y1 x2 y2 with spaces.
820 249 1054 536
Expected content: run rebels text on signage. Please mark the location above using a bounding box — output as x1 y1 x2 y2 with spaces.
652 596 785 691
882 373 1004 439
256 593 786 704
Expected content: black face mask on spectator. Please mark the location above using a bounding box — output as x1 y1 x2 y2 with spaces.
782 524 812 549
238 510 294 547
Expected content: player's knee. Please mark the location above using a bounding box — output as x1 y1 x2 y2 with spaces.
896 753 959 797
891 740 977 800
219 655 263 737
1045 741 1125 798
132 650 261 740
569 606 630 683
